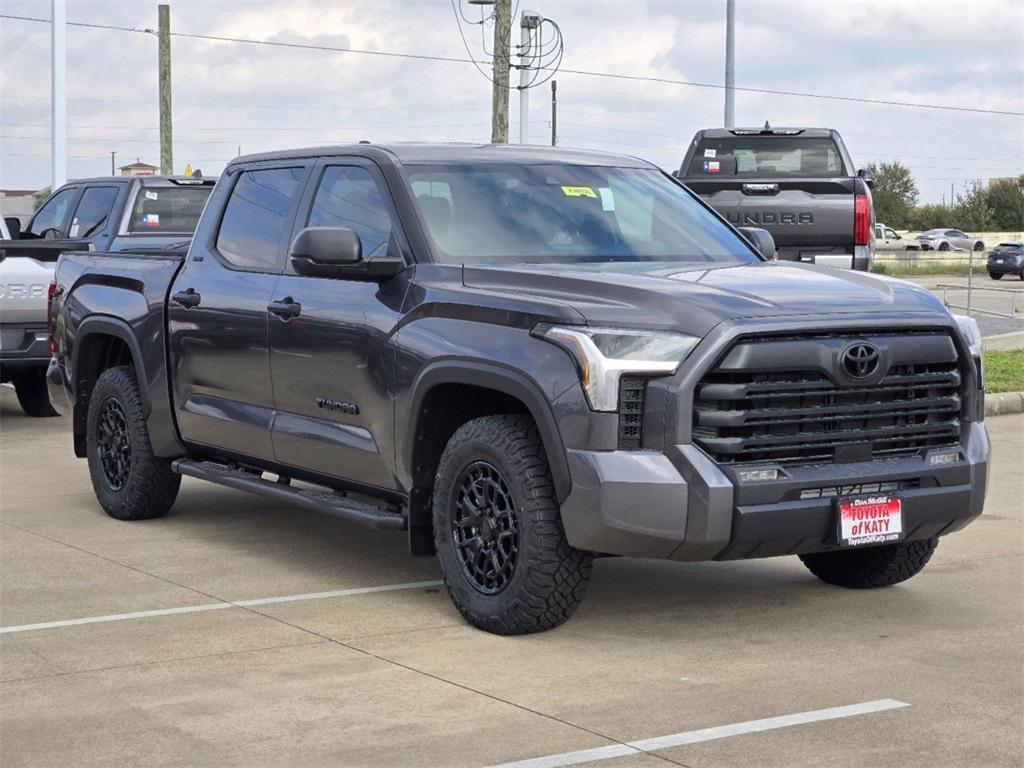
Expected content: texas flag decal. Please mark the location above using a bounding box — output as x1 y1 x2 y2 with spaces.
703 160 720 174
141 213 160 228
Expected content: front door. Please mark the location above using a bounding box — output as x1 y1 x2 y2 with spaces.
268 161 407 490
169 164 309 460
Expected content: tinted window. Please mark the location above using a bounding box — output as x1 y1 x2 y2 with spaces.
689 137 845 178
70 186 118 238
406 164 756 266
309 166 392 259
216 168 304 270
28 187 77 238
129 185 212 233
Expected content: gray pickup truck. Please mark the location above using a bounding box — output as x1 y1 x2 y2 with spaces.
49 143 988 635
1 175 213 415
677 126 875 271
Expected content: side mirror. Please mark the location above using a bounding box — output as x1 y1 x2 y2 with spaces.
858 168 875 189
4 217 21 239
289 226 404 281
736 226 777 261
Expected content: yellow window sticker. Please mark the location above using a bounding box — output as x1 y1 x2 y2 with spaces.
561 186 598 198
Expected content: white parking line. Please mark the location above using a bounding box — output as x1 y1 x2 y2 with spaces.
0 580 443 635
485 699 910 768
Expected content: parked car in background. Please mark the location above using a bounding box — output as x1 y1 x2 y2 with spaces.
676 125 875 271
48 142 988 635
987 241 1024 280
875 223 901 241
909 228 985 252
1 175 214 416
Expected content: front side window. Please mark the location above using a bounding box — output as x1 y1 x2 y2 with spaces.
309 166 393 259
70 186 118 238
27 187 77 238
129 185 212 233
406 164 758 267
216 167 304 270
690 137 845 178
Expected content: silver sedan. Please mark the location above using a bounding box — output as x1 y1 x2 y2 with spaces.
913 228 986 252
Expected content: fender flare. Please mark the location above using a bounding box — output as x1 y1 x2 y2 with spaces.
72 315 151 416
405 360 571 502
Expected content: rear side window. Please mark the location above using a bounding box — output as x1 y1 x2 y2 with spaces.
216 168 305 270
690 136 845 178
70 186 118 238
129 185 212 233
309 166 393 259
27 187 77 238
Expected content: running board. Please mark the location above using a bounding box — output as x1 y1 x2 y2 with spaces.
172 459 406 531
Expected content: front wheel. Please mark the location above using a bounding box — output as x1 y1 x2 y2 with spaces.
12 367 59 417
432 414 593 635
86 366 181 520
799 538 938 589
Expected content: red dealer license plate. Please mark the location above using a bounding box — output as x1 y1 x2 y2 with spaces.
837 495 904 548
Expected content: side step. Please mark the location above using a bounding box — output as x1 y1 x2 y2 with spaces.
172 459 406 531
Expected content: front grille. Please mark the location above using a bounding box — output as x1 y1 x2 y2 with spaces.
617 377 647 449
797 478 921 500
693 333 963 465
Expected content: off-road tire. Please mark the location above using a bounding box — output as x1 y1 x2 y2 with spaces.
12 368 59 417
799 538 938 589
86 366 180 520
432 414 593 635
989 272 1003 280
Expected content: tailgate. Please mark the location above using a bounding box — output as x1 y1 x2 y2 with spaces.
0 256 55 325
684 178 855 255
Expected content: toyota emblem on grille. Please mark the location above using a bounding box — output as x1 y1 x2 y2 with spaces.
841 343 880 379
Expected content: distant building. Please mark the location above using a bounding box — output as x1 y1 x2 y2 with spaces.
120 159 158 177
0 189 39 226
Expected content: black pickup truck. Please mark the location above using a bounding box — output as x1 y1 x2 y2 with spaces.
49 144 989 634
1 175 213 416
677 126 875 271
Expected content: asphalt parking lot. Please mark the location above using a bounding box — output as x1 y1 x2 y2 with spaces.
1 386 1022 767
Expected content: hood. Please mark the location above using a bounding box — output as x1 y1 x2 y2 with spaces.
462 261 949 336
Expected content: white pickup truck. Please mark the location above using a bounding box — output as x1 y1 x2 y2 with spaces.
1 175 213 415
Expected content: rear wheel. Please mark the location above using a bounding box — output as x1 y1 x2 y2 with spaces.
938 242 950 251
799 538 938 589
12 368 58 417
432 414 593 635
973 242 984 251
990 272 1003 280
86 366 180 520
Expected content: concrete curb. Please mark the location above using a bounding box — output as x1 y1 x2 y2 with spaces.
985 391 1024 417
983 331 1024 352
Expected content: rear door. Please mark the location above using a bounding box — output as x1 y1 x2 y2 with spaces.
267 159 407 490
168 163 310 461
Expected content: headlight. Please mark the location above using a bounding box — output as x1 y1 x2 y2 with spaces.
952 314 982 358
534 325 700 411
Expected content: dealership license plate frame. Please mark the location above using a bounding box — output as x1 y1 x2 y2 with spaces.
836 495 905 548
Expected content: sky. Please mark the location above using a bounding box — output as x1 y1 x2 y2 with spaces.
1 0 1022 203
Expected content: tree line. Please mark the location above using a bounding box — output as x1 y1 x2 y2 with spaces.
868 162 1023 232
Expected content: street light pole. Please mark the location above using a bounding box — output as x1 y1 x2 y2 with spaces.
519 13 530 144
51 0 67 189
724 0 735 128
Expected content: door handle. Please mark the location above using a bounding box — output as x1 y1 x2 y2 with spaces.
171 288 201 308
268 297 301 319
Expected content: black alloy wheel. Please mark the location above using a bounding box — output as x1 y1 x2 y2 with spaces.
452 461 519 594
96 397 132 491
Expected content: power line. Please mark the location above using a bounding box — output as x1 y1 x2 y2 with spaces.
2 13 1021 117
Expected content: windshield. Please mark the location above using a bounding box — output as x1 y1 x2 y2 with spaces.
405 164 758 266
129 185 212 234
689 136 846 178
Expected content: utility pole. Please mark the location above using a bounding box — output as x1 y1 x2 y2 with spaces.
158 4 173 174
724 0 735 128
51 0 67 189
490 0 511 144
550 80 557 147
110 151 116 176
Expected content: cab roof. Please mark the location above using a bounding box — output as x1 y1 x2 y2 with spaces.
228 142 655 169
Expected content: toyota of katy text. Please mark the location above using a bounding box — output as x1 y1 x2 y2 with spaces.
47 144 989 635
676 126 875 271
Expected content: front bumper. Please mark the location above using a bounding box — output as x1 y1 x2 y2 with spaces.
560 419 989 561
